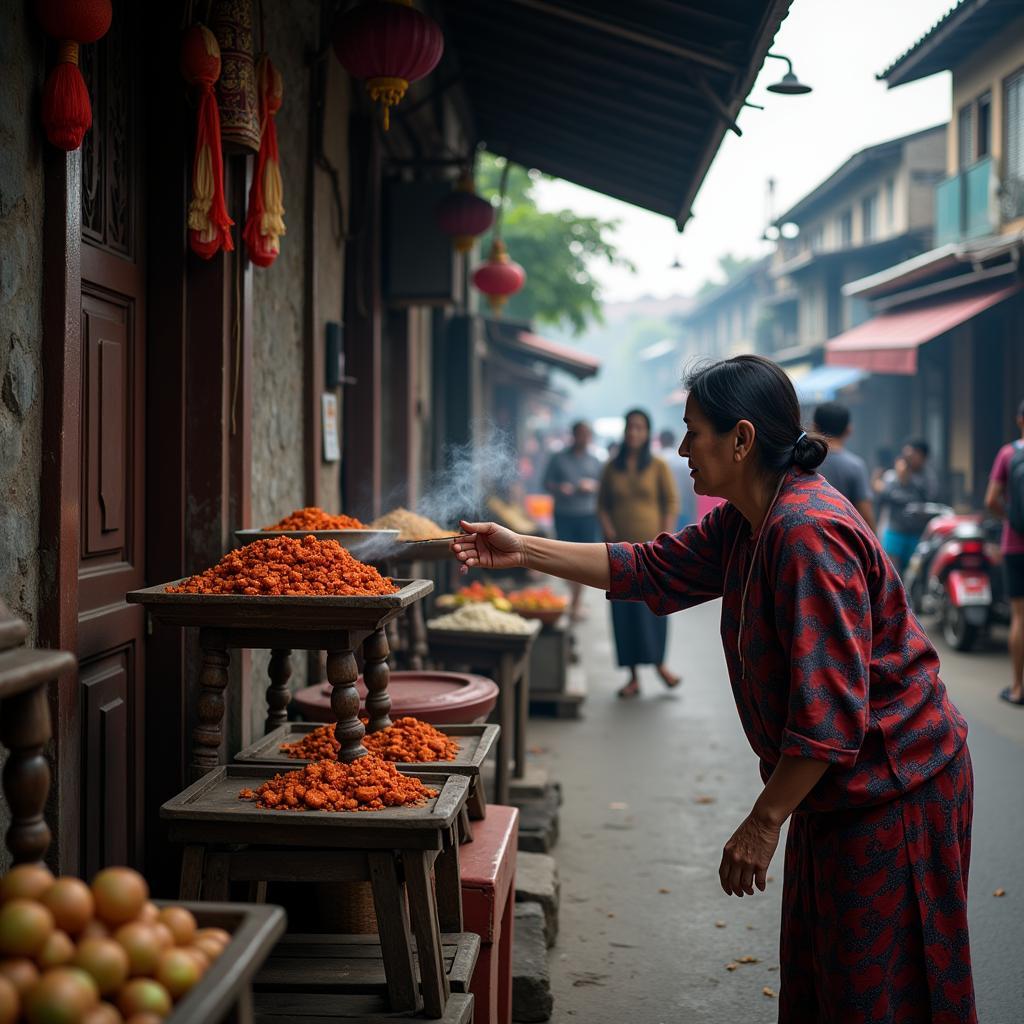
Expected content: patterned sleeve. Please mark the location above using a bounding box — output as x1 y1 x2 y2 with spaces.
606 503 729 615
771 519 872 766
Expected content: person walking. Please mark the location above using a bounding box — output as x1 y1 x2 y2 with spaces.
984 398 1024 707
542 420 603 622
874 439 937 573
812 401 876 532
452 355 975 1023
597 409 680 698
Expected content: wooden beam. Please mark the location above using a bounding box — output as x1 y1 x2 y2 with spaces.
500 0 739 74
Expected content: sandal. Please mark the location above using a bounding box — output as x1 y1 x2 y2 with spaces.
617 679 641 700
657 667 682 690
999 686 1024 706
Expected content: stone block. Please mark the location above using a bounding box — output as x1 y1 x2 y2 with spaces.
513 787 560 853
512 902 552 1022
514 851 559 948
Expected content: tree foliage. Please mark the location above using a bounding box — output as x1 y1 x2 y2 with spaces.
475 154 634 335
696 253 757 297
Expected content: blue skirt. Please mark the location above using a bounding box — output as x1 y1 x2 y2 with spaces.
610 600 667 668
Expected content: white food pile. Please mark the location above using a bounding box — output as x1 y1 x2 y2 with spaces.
427 603 537 634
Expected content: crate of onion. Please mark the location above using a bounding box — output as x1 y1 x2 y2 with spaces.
0 863 284 1024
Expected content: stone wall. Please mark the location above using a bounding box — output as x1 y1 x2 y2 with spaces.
0 2 44 637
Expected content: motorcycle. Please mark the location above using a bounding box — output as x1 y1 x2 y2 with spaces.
923 515 1006 651
904 503 957 614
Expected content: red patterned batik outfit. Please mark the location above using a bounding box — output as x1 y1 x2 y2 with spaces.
607 468 975 1024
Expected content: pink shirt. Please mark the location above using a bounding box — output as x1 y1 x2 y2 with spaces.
695 494 726 520
989 442 1024 554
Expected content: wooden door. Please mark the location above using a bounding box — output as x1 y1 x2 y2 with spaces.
76 0 146 877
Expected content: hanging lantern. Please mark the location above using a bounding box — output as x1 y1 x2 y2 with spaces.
243 55 285 268
473 239 526 315
36 0 112 151
332 0 444 132
209 0 261 153
435 173 495 254
181 24 235 259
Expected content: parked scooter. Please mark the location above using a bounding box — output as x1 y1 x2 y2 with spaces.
923 515 1006 651
904 504 957 614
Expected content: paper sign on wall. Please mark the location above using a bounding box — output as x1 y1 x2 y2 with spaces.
322 393 340 462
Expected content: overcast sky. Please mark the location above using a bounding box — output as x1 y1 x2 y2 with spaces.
532 0 956 302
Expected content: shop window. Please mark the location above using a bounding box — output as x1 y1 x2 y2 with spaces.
1005 70 1024 218
885 177 896 227
861 192 877 242
838 208 853 247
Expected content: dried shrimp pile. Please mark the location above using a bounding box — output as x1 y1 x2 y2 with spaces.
263 507 365 530
281 718 459 763
167 535 397 596
239 756 437 811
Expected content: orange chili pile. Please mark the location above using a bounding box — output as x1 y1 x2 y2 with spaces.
264 506 365 530
281 717 460 763
239 755 437 811
168 535 398 596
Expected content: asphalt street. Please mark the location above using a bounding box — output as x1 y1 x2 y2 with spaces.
528 588 1023 1023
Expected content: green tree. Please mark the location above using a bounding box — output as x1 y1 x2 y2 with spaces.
696 253 756 297
475 154 633 335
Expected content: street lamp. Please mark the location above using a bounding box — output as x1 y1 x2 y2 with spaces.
765 53 812 95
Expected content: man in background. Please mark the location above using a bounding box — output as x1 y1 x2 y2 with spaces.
985 399 1024 707
812 402 876 532
658 428 696 529
543 420 602 621
874 438 937 574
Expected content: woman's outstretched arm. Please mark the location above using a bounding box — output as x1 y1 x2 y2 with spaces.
452 521 611 590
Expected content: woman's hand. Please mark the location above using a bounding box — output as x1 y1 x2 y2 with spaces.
719 812 780 897
451 521 528 571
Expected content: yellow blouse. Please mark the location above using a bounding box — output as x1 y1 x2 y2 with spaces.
598 456 680 542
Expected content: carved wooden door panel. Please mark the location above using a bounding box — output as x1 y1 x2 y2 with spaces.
77 0 146 877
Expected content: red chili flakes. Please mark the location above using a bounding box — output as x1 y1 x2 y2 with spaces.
167 535 397 596
264 507 365 531
239 756 437 811
282 718 460 763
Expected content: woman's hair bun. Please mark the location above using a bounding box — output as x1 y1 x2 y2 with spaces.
793 432 829 471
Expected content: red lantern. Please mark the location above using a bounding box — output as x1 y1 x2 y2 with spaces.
36 0 112 150
332 0 444 131
243 55 286 267
473 240 526 315
181 25 234 259
435 173 495 254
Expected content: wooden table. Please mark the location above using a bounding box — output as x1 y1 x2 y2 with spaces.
126 580 433 778
425 623 540 806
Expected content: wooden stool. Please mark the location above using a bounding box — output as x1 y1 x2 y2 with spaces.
163 765 471 1018
459 806 519 1024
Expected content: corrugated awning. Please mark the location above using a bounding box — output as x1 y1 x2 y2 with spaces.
792 364 867 404
825 284 1020 375
441 0 793 228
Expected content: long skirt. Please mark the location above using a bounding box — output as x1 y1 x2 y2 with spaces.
779 744 975 1024
609 599 667 668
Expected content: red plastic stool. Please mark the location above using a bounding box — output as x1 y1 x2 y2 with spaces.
460 804 518 1024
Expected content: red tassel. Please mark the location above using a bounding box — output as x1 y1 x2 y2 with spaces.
243 56 285 267
41 41 91 151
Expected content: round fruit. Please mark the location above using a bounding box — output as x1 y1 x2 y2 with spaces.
0 975 18 1024
195 927 230 947
0 865 54 905
82 1004 123 1024
192 936 223 962
150 924 173 952
91 870 148 928
181 947 210 975
155 947 200 1000
0 957 39 995
124 1015 163 1024
156 907 196 947
24 966 99 1024
73 939 129 997
116 979 171 1018
113 924 161 978
79 920 109 941
40 878 95 936
0 900 55 958
136 904 159 925
37 931 75 969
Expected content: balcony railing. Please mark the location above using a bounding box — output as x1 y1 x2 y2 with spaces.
934 156 996 246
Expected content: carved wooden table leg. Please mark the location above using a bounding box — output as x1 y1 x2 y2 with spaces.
0 685 52 864
363 628 393 733
327 648 366 762
193 634 230 781
265 649 292 734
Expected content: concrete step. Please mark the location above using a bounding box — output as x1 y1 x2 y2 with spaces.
512 902 552 1022
511 786 560 853
514 851 559 948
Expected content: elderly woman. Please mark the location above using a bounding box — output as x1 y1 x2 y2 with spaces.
453 355 975 1023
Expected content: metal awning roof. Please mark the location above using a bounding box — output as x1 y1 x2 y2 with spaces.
825 283 1020 375
484 319 601 380
440 1 794 229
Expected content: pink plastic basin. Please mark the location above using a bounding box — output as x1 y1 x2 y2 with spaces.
292 670 499 725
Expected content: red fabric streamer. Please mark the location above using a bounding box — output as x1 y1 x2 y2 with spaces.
181 24 234 260
243 55 285 267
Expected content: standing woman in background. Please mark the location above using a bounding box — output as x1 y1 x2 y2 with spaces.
598 409 681 698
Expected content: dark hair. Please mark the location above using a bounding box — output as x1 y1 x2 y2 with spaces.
905 438 929 458
613 408 652 472
813 401 850 439
570 419 589 434
1016 398 1024 421
684 355 828 474
658 428 676 448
